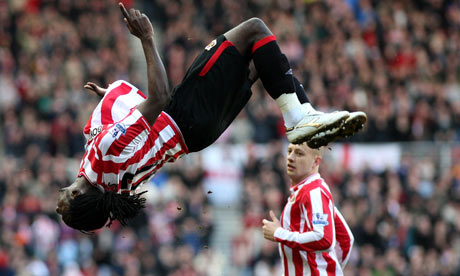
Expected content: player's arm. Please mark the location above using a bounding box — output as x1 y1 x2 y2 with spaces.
334 206 354 268
119 3 170 126
263 189 335 252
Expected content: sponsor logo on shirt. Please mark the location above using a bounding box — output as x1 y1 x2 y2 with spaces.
89 126 103 140
312 213 329 226
111 123 127 139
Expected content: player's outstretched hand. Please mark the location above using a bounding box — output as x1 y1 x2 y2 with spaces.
84 82 106 98
119 2 154 40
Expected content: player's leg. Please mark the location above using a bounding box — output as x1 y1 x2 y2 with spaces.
224 18 350 146
248 54 366 148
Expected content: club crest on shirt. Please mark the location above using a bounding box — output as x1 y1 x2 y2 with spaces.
312 213 329 226
111 123 127 139
205 39 217 51
289 193 296 203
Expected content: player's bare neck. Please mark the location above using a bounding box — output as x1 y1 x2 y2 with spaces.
76 176 90 185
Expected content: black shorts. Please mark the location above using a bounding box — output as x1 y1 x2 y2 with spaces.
164 35 252 152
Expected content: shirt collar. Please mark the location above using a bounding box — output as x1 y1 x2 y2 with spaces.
290 173 321 193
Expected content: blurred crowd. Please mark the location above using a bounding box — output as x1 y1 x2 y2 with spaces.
0 0 459 275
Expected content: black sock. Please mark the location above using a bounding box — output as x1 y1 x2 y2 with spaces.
293 76 310 104
252 35 295 99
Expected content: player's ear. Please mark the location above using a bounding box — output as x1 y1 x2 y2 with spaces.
71 189 81 198
314 155 322 167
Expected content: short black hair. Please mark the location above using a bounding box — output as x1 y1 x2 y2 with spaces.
62 185 147 232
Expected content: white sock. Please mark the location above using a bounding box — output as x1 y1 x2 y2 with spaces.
302 102 319 114
275 93 307 128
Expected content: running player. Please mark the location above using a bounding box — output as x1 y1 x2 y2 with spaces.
56 3 358 232
262 143 354 275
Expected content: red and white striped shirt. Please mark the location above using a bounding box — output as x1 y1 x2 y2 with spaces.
333 207 354 269
275 173 345 276
78 80 188 194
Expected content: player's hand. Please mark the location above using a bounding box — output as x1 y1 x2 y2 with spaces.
119 2 154 41
262 210 281 242
84 82 107 98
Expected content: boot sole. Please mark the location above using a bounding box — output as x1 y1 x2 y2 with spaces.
338 112 367 138
307 112 367 148
290 116 348 146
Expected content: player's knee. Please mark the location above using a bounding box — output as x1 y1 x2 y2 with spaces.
245 17 266 29
243 17 271 39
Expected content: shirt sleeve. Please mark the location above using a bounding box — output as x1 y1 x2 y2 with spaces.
83 80 146 143
274 187 335 252
334 206 354 268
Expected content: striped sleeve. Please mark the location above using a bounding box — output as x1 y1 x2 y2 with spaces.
274 187 335 252
334 206 354 268
83 80 147 142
